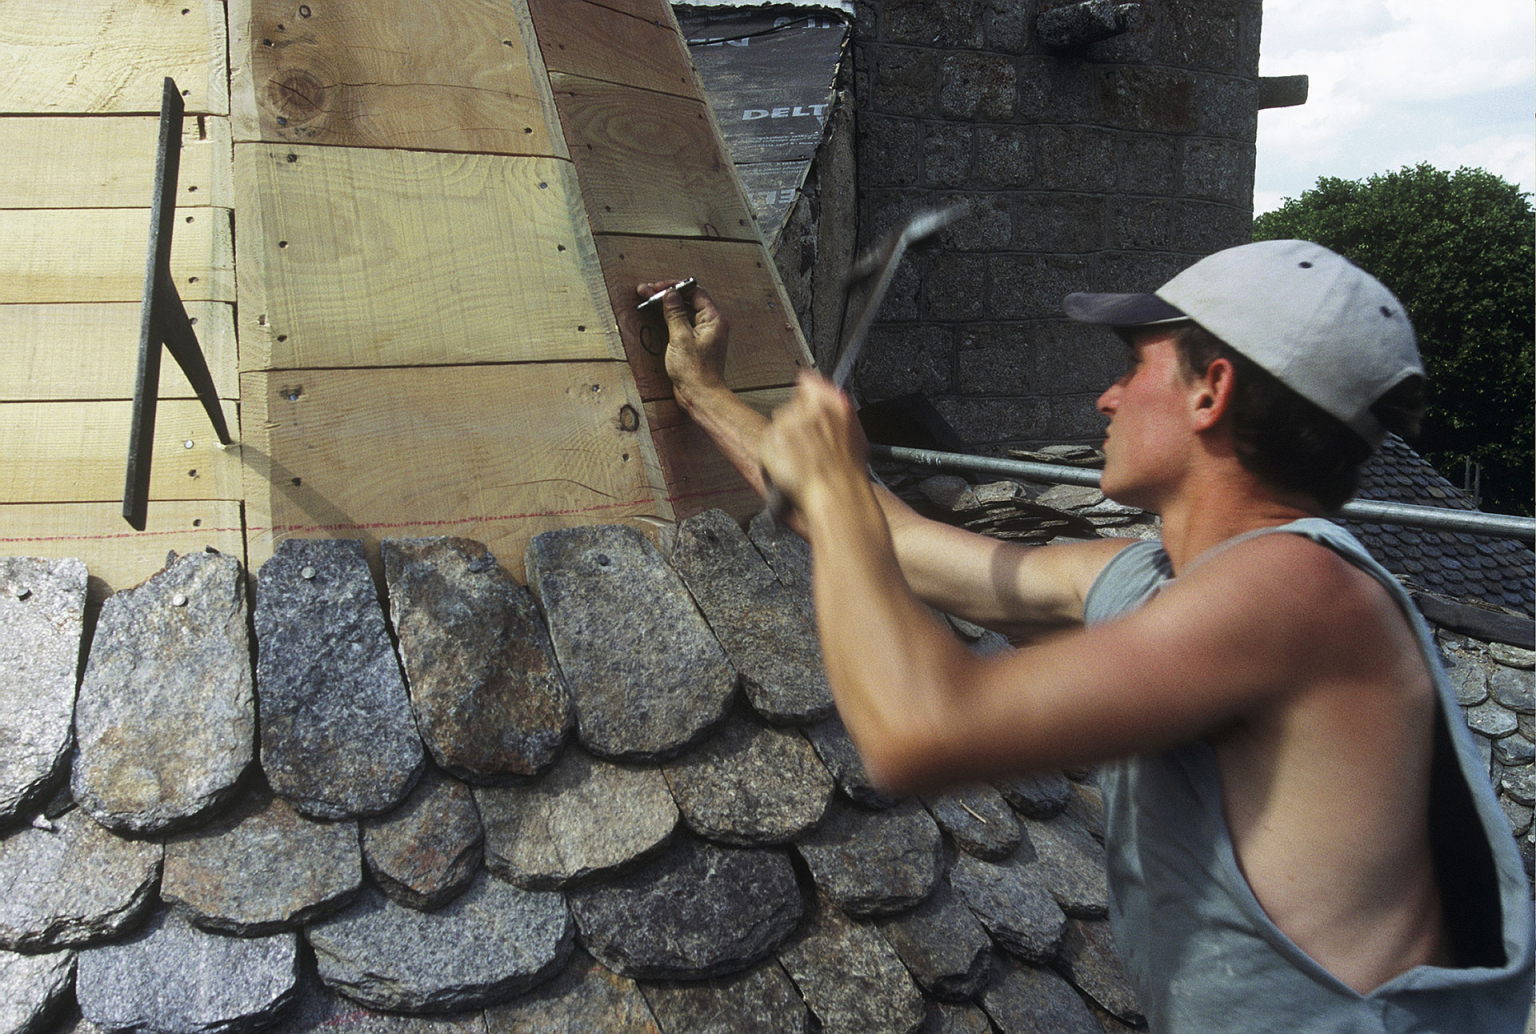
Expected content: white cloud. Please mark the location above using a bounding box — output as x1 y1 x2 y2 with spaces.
1255 0 1535 211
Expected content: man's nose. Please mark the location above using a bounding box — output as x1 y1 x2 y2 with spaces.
1097 380 1121 416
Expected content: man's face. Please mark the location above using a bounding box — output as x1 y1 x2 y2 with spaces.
1095 330 1199 510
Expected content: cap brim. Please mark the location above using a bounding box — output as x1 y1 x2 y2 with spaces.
1063 292 1187 327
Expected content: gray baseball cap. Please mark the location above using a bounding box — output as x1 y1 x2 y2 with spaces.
1064 239 1423 447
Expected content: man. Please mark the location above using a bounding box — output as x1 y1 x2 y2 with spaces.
638 239 1533 1032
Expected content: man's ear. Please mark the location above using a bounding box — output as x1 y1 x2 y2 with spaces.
1190 356 1235 431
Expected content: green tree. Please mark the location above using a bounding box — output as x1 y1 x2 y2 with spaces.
1253 164 1534 515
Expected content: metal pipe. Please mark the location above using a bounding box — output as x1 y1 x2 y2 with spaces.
869 444 1536 543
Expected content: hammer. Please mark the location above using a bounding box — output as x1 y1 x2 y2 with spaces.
763 204 966 522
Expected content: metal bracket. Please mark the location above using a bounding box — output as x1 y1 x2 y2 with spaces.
123 77 233 531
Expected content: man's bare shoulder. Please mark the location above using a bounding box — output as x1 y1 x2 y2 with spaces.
1149 529 1416 682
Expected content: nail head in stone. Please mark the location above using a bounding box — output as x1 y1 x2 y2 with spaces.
256 539 424 820
526 525 735 761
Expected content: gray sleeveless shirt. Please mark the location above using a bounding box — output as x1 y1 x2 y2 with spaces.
1083 518 1534 1033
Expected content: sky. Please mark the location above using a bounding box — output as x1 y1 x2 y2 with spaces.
1253 0 1536 214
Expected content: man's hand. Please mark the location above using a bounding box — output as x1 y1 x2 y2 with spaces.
636 280 729 407
760 371 871 522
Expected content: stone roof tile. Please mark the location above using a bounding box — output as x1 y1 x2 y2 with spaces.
7 507 1530 1033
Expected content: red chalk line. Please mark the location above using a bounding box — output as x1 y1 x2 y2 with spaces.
0 486 751 546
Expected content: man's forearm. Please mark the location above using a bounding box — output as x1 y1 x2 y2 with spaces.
674 381 774 498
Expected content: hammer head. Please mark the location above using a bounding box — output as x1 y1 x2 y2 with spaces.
845 204 968 286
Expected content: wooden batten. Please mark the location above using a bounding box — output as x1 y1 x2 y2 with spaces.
228 0 566 158
0 399 241 503
239 363 670 580
0 302 237 403
2 0 809 594
551 75 762 242
0 0 229 115
234 144 621 371
0 207 234 305
0 116 233 210
527 0 704 101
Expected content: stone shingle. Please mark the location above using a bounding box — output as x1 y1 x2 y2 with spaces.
0 558 85 826
526 526 736 762
72 552 252 836
256 540 424 821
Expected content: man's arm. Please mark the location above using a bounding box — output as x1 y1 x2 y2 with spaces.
640 281 1128 635
757 374 1402 791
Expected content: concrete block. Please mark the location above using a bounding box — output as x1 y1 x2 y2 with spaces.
858 117 922 188
1036 126 1117 192
987 254 1092 320
938 53 1018 120
869 46 938 117
857 322 956 401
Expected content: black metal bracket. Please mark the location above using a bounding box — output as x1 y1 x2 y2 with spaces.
123 77 233 530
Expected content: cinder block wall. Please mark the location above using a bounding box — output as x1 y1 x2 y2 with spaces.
849 0 1262 450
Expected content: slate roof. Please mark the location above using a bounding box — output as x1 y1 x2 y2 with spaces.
1 510 1145 1034
1340 436 1535 617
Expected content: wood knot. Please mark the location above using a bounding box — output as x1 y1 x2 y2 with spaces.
267 69 327 125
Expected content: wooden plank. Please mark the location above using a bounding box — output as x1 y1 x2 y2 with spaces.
234 144 621 370
550 74 760 241
595 235 809 401
228 0 565 157
586 0 673 21
0 399 242 503
0 116 233 210
0 500 245 604
0 0 228 115
0 207 234 304
0 302 237 402
644 388 790 522
240 363 672 581
527 0 702 100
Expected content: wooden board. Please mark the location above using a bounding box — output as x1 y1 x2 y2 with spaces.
0 207 234 304
550 75 760 242
228 0 565 157
527 0 702 100
0 0 228 115
0 116 233 211
585 0 673 21
0 302 237 402
0 398 242 503
644 388 790 522
240 363 671 581
595 235 809 401
0 500 245 604
235 144 621 370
